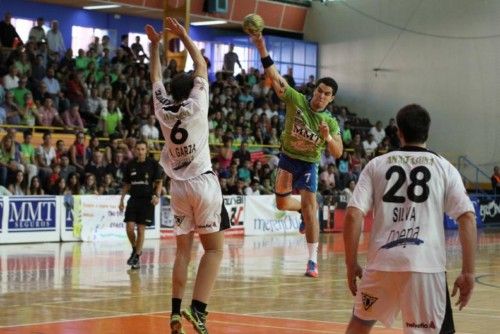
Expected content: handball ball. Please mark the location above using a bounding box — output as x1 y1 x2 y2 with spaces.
242 14 264 35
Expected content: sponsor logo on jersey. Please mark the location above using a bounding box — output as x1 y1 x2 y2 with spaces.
361 292 378 311
381 225 424 249
197 221 217 229
174 215 185 227
406 321 436 329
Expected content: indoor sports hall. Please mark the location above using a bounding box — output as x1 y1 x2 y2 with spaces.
0 1 499 333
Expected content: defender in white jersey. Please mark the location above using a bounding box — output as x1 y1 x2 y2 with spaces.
343 104 477 334
146 18 229 334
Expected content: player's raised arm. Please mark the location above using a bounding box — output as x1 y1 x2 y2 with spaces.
145 24 162 83
250 33 289 98
165 17 207 81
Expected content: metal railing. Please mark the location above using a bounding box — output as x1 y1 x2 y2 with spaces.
457 155 492 195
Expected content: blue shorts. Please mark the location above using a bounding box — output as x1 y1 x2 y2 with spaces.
277 153 319 193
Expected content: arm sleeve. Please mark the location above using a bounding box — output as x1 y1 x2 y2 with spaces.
188 77 209 117
444 165 475 220
281 86 304 105
152 81 170 128
328 117 341 136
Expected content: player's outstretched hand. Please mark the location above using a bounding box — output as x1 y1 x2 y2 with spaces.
145 25 162 44
250 32 265 49
346 262 363 296
165 17 187 39
451 272 474 310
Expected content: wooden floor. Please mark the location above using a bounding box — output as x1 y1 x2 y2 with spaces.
0 229 499 333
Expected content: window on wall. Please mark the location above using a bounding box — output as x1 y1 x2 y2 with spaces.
184 41 206 72
11 17 49 44
71 25 115 54
212 43 259 74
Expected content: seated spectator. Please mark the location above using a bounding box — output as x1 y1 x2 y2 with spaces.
84 150 106 184
51 176 68 195
66 172 82 195
217 136 234 171
82 173 98 194
348 133 366 158
36 97 64 127
98 173 118 195
341 180 357 205
140 114 160 150
0 134 24 187
8 170 26 195
237 160 252 184
85 136 100 162
100 98 123 137
84 87 103 126
69 131 86 172
362 133 378 159
369 120 386 145
342 121 353 146
104 136 120 165
14 53 31 76
228 177 246 195
54 139 67 164
4 90 21 125
28 176 44 195
319 163 338 192
105 151 126 185
42 67 63 110
233 141 251 166
492 166 500 194
376 137 391 156
62 104 84 130
260 178 274 195
320 149 337 171
59 154 76 181
36 131 56 182
3 65 19 90
12 75 31 108
19 130 38 186
66 71 86 108
19 92 37 126
219 177 231 195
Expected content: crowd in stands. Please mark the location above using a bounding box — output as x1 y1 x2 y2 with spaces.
0 11 402 201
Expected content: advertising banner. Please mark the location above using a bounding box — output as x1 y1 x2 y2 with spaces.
0 196 61 244
60 195 160 242
244 195 301 236
224 195 245 235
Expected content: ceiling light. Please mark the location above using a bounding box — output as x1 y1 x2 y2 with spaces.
191 20 227 26
83 4 122 10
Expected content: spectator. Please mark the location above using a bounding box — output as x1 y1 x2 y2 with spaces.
36 131 56 182
19 130 38 186
14 52 32 76
8 170 26 195
283 67 296 89
82 173 98 194
19 92 37 126
232 141 251 166
54 139 67 164
84 150 106 184
319 163 338 192
104 136 120 165
100 35 115 56
62 104 84 130
0 12 22 48
98 173 118 195
3 65 19 90
51 176 68 195
0 135 23 186
217 136 234 171
131 35 148 60
376 136 391 156
46 20 66 56
237 159 252 183
42 67 62 107
66 71 86 108
348 133 366 158
342 121 352 146
85 136 100 162
69 131 86 172
222 43 242 77
36 96 64 127
119 34 134 60
337 107 348 131
105 150 126 185
66 172 81 195
369 120 386 145
362 133 378 159
341 179 356 204
31 54 46 85
385 118 399 149
320 149 337 171
59 154 76 181
12 75 31 108
100 98 123 137
492 166 500 194
0 103 5 124
140 114 160 150
28 17 46 43
28 175 44 195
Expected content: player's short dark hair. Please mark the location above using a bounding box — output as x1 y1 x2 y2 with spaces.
396 104 431 144
171 72 194 102
316 77 338 95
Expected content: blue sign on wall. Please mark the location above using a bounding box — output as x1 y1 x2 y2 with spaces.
8 197 57 232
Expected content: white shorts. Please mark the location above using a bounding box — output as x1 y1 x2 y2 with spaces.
170 172 229 236
353 270 454 334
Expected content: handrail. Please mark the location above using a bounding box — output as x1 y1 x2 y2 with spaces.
457 155 492 194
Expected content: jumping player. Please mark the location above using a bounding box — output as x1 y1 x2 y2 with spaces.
146 18 229 334
343 104 476 333
250 33 343 277
119 140 163 270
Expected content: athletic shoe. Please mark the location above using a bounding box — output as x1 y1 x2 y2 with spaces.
130 253 140 270
170 314 185 334
126 249 136 265
305 260 318 278
299 213 306 234
182 306 208 334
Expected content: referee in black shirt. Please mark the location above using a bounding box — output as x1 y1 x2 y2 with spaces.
119 140 163 269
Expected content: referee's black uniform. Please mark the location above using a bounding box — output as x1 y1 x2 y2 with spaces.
123 157 163 226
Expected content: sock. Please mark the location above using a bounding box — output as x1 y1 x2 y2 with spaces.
192 299 207 314
172 298 182 315
307 242 319 263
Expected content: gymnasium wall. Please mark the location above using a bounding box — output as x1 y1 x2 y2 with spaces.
304 0 500 167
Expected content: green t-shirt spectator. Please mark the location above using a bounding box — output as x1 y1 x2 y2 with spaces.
101 109 123 135
20 143 36 164
12 87 31 108
75 56 90 71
